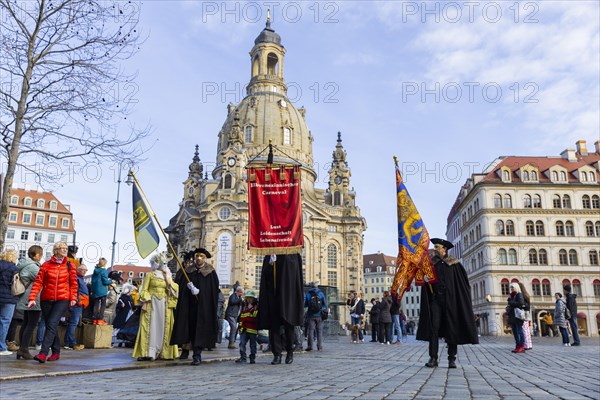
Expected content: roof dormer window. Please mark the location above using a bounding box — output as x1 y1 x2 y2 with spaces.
24 197 32 206
499 167 511 182
10 196 18 205
37 199 45 208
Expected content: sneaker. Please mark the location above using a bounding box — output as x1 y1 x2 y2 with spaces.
571 342 580 346
63 346 74 350
73 344 85 350
352 340 357 344
0 350 13 356
563 343 570 347
360 339 364 342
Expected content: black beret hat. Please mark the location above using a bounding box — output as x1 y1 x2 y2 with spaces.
431 238 454 250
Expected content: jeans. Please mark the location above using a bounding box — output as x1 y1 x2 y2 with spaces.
511 321 524 346
568 318 580 344
559 326 570 344
19 310 41 351
40 300 69 355
36 317 46 345
226 315 238 344
239 332 257 360
306 317 323 350
64 305 82 346
0 303 16 351
93 296 107 321
350 316 363 340
391 314 402 342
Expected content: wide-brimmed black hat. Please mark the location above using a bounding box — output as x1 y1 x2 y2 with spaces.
181 250 194 262
431 238 454 250
192 247 212 259
68 245 78 253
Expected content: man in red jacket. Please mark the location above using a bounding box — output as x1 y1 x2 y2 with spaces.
28 242 77 363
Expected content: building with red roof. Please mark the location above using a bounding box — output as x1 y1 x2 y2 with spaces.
446 140 599 337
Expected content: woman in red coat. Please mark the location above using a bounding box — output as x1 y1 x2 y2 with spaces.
28 242 77 363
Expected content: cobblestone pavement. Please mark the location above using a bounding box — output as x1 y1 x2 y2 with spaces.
1 336 598 400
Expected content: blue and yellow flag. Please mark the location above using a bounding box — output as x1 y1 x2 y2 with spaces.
391 162 437 300
132 181 159 258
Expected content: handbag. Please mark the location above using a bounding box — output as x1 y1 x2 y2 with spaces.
514 307 525 320
11 272 27 296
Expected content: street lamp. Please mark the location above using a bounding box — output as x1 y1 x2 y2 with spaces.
109 163 134 270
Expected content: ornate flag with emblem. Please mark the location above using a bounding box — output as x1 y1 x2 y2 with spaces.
248 165 303 254
391 160 437 300
132 180 160 258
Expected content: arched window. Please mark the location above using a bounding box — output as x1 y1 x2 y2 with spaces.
552 194 561 208
327 244 337 269
528 249 538 265
568 249 578 265
562 195 571 209
555 221 565 236
223 174 233 189
522 171 529 181
531 279 541 296
558 249 568 265
511 278 519 283
582 195 591 209
572 279 582 296
333 191 341 206
525 221 535 236
505 220 515 236
589 250 599 265
565 221 575 236
541 279 551 296
502 170 510 181
508 249 517 265
10 195 18 205
533 194 542 208
49 201 57 210
590 172 597 182
37 199 45 208
562 278 571 287
594 280 600 297
245 126 253 142
24 197 32 206
596 222 600 237
581 172 588 182
494 194 502 208
539 249 548 265
560 171 567 181
266 52 279 76
500 278 510 296
592 195 600 209
282 127 291 145
535 221 545 236
498 249 508 265
552 171 559 181
496 220 505 235
586 221 595 236
523 194 532 208
503 194 512 208
531 171 537 180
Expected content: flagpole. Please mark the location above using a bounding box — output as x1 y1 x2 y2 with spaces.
128 170 191 284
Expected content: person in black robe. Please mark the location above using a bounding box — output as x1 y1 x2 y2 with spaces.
258 253 304 365
417 238 478 369
170 248 219 366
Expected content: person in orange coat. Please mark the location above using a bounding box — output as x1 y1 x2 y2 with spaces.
28 242 77 363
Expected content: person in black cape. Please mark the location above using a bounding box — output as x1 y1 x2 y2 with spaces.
170 248 220 366
416 238 478 369
258 253 304 365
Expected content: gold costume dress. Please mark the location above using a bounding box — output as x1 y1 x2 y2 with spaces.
132 271 179 360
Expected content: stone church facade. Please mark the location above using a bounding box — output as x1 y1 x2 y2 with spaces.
167 20 367 302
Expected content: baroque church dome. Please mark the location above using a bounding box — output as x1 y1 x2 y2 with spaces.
214 17 315 182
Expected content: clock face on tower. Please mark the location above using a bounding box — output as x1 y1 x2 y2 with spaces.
334 175 342 185
227 157 236 167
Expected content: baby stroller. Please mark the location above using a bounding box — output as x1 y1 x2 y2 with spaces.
116 306 140 348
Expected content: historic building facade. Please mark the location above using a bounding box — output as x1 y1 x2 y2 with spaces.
3 186 75 261
167 21 366 305
447 140 600 337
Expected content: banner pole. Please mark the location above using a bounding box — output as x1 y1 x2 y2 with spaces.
128 170 191 284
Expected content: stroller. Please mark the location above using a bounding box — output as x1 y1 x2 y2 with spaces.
116 307 141 348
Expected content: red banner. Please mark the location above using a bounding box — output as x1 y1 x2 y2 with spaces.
248 166 303 254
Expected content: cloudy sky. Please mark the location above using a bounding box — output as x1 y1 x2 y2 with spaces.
6 1 599 267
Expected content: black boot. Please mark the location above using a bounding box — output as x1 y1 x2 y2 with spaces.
235 356 247 363
249 356 256 364
179 349 189 360
425 357 438 368
285 352 293 364
448 356 457 369
191 354 201 366
271 354 282 365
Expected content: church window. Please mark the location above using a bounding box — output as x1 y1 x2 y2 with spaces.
224 174 233 189
267 52 279 76
255 266 262 289
327 244 337 269
283 127 291 145
327 271 337 287
333 191 341 206
188 186 194 196
252 55 260 76
218 206 231 221
245 126 253 143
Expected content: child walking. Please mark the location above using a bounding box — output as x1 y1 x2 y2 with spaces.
235 290 258 364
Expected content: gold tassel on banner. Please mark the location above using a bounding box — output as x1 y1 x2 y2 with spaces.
249 168 256 182
293 165 300 180
279 166 286 181
265 166 271 182
249 246 303 256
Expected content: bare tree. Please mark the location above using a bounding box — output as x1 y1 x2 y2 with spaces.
0 0 149 250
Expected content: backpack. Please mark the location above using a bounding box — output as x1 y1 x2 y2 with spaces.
308 291 322 313
564 304 572 320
